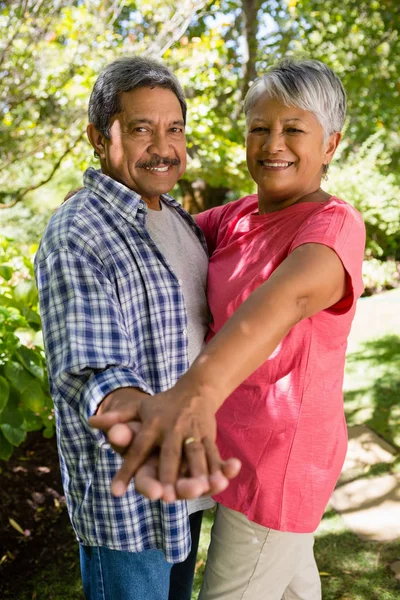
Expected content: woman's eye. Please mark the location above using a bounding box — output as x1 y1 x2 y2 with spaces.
286 128 303 134
250 127 268 133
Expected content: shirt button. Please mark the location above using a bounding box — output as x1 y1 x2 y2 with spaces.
182 328 187 336
178 279 182 286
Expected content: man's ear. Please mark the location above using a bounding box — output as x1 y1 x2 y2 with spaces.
87 123 107 159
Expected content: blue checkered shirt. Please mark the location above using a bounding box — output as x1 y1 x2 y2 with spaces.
34 167 208 562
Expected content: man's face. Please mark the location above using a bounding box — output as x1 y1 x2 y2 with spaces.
89 86 187 207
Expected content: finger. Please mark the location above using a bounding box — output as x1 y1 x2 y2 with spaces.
184 437 209 481
198 437 228 495
111 425 160 497
179 458 190 477
158 432 183 503
89 410 134 431
221 457 242 480
175 476 212 500
182 421 210 492
135 457 164 501
108 422 137 454
206 459 241 495
174 435 222 499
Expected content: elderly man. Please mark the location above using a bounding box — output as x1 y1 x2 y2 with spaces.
34 56 237 600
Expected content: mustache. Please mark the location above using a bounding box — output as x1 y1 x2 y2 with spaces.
136 156 180 168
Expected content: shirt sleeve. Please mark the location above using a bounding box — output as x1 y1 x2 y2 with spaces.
288 201 366 313
35 247 153 442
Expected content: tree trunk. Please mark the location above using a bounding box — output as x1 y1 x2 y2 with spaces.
178 179 231 214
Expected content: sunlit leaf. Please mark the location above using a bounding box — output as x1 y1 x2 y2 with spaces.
0 265 14 281
13 280 38 307
15 346 44 381
4 361 35 393
20 381 47 413
1 423 26 446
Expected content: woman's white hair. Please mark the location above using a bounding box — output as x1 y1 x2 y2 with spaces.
244 57 347 140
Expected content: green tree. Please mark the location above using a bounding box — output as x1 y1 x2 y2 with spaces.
0 0 209 208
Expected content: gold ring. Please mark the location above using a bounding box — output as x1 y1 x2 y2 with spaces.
184 437 200 446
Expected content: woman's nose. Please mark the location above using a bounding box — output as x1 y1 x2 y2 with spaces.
261 130 285 153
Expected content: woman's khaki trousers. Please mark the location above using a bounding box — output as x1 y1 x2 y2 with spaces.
198 504 321 600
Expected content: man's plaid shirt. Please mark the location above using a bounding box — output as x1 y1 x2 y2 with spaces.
34 167 208 562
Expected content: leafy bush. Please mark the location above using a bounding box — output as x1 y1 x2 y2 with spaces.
329 133 400 295
330 132 400 261
1 203 53 245
362 258 400 296
0 236 54 461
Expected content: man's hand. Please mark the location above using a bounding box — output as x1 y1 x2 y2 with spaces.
63 187 83 203
89 386 241 501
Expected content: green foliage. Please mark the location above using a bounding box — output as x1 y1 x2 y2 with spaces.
292 0 400 169
0 0 213 205
362 258 399 295
0 236 54 460
329 133 400 294
329 132 400 269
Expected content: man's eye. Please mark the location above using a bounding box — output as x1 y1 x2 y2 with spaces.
170 127 184 133
134 127 148 133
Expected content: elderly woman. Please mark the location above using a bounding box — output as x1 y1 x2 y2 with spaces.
92 58 365 600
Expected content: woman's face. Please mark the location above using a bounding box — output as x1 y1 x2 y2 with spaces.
246 95 340 212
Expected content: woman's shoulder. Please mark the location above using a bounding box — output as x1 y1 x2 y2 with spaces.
322 195 363 220
304 195 365 235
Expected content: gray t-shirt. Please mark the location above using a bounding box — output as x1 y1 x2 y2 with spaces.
146 201 215 514
146 201 209 364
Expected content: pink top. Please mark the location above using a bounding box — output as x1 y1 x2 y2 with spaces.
197 195 365 533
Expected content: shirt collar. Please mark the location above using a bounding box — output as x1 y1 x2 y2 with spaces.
83 167 187 226
83 167 148 224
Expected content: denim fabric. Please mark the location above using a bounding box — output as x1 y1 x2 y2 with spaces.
80 510 204 600
80 545 172 600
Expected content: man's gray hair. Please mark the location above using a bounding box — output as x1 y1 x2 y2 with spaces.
88 56 187 138
244 58 346 139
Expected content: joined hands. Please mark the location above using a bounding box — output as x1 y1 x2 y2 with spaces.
89 386 241 502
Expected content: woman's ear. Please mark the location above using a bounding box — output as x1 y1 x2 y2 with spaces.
87 123 107 159
323 131 342 167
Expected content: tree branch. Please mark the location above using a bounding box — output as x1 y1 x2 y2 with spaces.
144 0 209 58
0 131 86 209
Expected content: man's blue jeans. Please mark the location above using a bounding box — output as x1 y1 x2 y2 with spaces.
80 510 203 600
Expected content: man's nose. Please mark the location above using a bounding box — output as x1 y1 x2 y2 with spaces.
148 133 170 157
261 130 285 153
